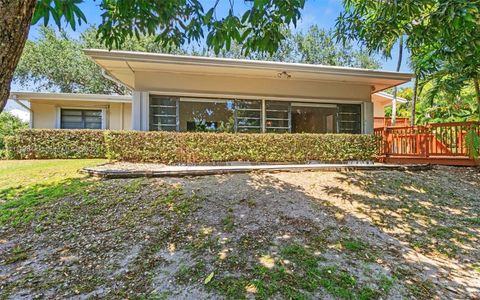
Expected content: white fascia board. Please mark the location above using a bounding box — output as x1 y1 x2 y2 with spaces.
10 92 131 103
374 92 408 103
83 49 414 82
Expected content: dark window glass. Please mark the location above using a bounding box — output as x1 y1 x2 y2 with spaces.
61 109 102 129
266 101 290 133
338 104 362 134
235 100 262 133
150 96 178 131
291 105 337 133
179 99 235 132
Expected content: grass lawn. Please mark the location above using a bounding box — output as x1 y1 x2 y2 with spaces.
0 161 479 299
0 159 106 191
0 159 106 225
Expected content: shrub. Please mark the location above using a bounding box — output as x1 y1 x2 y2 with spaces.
6 130 378 163
0 112 28 156
105 131 378 163
5 129 105 159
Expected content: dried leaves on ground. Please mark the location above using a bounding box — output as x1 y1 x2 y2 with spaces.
0 164 479 299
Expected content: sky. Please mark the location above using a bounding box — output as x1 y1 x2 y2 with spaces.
7 0 411 119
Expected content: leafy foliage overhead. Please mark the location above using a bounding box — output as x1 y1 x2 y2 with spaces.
14 26 186 95
336 0 480 118
15 27 123 95
32 0 87 30
409 1 480 107
32 0 306 55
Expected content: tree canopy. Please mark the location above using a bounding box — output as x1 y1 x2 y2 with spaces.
387 84 480 124
32 0 306 55
14 26 185 95
336 0 480 120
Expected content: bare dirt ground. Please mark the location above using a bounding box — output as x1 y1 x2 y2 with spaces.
1 166 479 299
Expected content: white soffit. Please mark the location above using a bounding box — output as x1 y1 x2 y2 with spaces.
85 49 414 93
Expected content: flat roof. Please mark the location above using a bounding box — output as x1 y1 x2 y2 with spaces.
374 92 408 103
84 49 414 93
10 91 131 103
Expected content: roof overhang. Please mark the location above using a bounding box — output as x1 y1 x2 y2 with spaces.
84 49 414 93
10 91 131 103
373 92 408 104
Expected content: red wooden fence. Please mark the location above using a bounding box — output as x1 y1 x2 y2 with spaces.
374 121 480 165
374 117 410 129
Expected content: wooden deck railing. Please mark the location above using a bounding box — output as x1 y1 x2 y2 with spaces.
374 117 410 129
374 122 480 163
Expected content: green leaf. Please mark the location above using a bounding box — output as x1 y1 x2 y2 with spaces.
465 128 480 160
203 8 214 24
204 272 214 284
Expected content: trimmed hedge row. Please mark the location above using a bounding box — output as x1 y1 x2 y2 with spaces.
5 129 106 159
5 129 378 163
105 131 378 163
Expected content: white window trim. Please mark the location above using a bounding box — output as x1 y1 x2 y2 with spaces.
291 103 338 108
149 90 366 104
56 107 108 129
180 97 231 103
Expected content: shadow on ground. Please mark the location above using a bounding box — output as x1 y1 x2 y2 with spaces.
0 166 479 299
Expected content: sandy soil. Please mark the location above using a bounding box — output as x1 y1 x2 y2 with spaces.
1 166 479 299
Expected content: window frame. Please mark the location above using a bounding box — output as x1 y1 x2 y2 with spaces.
56 107 107 129
149 96 179 132
148 93 365 134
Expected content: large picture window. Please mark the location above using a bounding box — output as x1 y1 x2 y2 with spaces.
179 99 235 132
60 109 102 129
149 95 363 134
291 104 337 134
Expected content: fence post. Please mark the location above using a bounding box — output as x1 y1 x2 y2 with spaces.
384 127 390 157
425 125 430 158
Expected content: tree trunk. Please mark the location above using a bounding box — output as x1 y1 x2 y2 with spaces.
0 0 37 113
411 75 418 126
391 35 404 126
474 78 480 120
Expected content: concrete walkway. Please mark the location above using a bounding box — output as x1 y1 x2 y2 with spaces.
83 162 431 178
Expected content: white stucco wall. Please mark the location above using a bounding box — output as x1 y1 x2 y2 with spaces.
134 71 373 102
30 100 132 129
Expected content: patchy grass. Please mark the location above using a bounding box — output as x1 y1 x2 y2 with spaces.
0 159 106 226
221 213 235 232
0 159 106 191
0 165 479 299
204 242 388 299
341 238 368 252
4 245 29 264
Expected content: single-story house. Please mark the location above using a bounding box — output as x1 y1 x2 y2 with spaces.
10 50 413 133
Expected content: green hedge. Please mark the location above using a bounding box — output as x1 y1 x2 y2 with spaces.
5 130 378 163
104 131 378 163
5 129 106 159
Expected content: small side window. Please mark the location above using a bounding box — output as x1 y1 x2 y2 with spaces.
61 109 102 129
